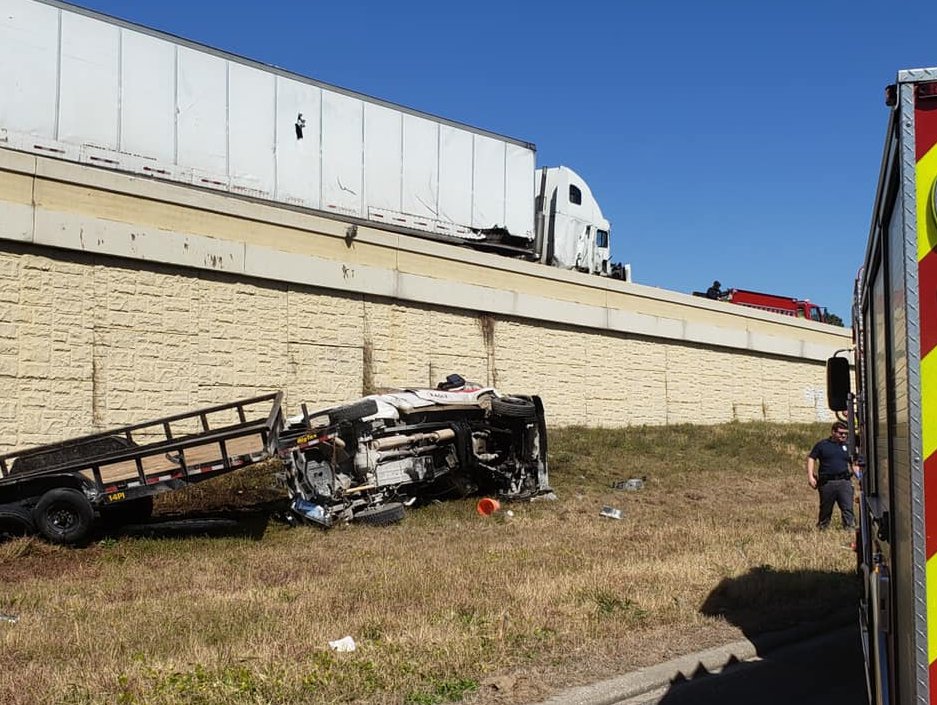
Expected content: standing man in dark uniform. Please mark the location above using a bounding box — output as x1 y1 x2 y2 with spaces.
806 421 857 529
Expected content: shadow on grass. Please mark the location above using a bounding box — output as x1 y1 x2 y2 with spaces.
651 565 864 704
110 498 289 542
699 564 857 639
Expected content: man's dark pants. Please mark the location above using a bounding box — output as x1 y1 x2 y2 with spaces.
817 477 855 529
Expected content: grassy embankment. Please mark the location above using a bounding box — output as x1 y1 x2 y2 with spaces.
0 422 856 705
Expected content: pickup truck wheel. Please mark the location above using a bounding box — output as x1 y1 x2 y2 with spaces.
329 399 378 424
0 505 34 538
33 488 94 545
491 396 537 420
353 502 405 526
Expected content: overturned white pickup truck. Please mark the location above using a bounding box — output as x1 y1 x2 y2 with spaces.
275 376 550 527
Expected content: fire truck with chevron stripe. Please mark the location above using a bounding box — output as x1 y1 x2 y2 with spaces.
827 68 937 705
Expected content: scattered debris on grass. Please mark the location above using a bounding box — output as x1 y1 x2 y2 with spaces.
328 636 356 652
612 477 646 491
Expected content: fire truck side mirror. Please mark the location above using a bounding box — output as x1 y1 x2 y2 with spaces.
826 356 851 411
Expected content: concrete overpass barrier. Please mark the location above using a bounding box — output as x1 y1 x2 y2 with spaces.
0 147 850 450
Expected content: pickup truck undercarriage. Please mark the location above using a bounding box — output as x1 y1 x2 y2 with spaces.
277 378 550 527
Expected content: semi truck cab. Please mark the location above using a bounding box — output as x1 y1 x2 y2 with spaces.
536 166 616 277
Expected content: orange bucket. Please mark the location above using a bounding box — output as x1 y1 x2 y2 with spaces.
476 497 501 517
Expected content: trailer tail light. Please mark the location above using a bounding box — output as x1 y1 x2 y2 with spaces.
917 82 937 101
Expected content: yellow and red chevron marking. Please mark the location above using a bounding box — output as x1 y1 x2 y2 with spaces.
916 90 937 696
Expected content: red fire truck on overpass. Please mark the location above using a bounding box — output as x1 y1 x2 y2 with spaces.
725 289 830 323
694 285 832 323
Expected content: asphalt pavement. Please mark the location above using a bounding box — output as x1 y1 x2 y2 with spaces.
619 623 865 705
533 610 864 705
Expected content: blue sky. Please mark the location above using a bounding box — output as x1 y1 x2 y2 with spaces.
66 0 934 322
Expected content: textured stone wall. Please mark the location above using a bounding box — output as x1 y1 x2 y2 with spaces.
0 246 833 453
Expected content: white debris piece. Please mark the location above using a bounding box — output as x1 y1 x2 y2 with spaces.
328 636 357 652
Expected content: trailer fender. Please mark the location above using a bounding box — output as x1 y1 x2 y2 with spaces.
0 473 93 507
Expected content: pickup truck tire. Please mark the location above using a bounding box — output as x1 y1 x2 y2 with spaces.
33 488 94 545
491 396 537 420
353 502 405 526
329 399 379 424
0 505 34 537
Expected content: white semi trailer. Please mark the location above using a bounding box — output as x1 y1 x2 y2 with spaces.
0 0 626 278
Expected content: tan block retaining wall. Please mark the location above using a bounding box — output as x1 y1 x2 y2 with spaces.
0 148 850 450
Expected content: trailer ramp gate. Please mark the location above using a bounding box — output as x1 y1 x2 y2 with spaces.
0 392 284 507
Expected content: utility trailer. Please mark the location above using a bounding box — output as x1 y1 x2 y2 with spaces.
0 392 284 545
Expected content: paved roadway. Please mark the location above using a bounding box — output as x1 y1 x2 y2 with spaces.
619 623 867 705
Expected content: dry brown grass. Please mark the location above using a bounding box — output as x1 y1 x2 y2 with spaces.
0 422 856 705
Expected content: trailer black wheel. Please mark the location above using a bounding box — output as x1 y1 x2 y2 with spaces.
329 399 378 424
33 488 94 545
100 496 155 527
491 395 537 420
353 502 405 526
0 505 34 538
